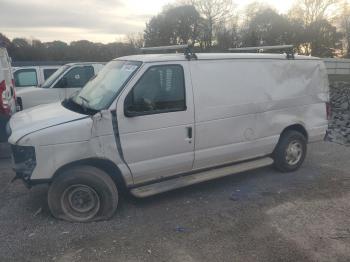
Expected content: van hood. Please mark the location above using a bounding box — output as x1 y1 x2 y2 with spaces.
9 102 89 143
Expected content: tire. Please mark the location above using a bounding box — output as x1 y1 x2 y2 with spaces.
273 130 307 172
48 165 118 222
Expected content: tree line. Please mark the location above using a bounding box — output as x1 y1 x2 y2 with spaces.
1 0 349 62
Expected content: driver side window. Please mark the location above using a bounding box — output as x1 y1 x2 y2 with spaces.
54 66 94 88
125 65 186 116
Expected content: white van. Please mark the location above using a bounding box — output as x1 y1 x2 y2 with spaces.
13 65 60 90
16 62 104 110
0 47 16 142
8 51 329 222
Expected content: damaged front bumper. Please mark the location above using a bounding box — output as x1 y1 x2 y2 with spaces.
11 145 37 187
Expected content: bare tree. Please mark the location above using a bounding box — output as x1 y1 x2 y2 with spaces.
289 0 340 25
288 0 341 55
127 33 144 49
339 1 350 57
192 0 234 49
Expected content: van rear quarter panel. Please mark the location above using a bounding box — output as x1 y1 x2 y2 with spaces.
190 58 328 169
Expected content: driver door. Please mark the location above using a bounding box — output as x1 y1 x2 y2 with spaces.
116 62 195 185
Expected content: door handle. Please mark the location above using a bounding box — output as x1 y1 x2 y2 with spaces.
186 127 192 139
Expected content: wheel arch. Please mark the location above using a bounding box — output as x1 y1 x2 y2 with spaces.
51 158 128 192
280 123 308 142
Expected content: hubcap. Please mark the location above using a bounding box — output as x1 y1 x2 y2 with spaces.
285 140 303 166
61 184 100 221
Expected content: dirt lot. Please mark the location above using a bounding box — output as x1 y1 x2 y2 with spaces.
0 141 349 262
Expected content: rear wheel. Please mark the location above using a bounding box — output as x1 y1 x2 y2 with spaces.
48 166 118 222
273 130 307 172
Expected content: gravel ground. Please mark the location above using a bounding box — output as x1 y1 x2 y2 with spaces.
0 141 349 262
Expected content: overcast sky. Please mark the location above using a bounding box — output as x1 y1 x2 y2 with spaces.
0 0 295 43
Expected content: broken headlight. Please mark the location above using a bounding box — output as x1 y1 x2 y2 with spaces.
11 145 36 180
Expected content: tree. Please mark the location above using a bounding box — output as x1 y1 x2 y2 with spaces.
339 1 350 57
144 5 201 47
127 32 144 49
289 0 340 26
241 8 304 48
288 0 341 55
192 0 234 49
308 19 342 57
215 16 240 50
0 33 11 49
45 41 69 61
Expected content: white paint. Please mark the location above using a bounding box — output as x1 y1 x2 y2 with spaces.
8 52 329 192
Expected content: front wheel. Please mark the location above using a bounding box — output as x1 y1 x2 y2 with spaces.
273 130 307 172
48 166 118 222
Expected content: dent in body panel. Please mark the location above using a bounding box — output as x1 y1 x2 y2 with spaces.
190 59 328 170
30 111 134 185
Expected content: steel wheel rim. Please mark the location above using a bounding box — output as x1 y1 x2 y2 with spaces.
285 140 303 166
61 184 100 221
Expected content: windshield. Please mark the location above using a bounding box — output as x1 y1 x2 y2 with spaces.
41 65 70 88
72 60 141 111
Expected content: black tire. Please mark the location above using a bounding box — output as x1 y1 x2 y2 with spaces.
48 165 118 222
273 130 307 172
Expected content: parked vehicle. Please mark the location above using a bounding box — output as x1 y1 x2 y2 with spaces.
13 65 60 90
8 49 329 222
16 62 104 110
0 47 16 142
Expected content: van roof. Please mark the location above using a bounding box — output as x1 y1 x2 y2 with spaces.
116 53 320 63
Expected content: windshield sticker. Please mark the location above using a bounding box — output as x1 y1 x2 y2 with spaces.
122 65 138 72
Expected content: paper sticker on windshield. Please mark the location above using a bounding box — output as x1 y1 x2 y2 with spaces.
122 64 138 72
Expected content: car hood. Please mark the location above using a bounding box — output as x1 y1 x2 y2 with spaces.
9 102 89 143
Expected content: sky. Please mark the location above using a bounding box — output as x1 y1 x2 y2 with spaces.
0 0 295 44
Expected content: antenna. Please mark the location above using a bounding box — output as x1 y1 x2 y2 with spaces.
229 45 295 59
140 44 197 61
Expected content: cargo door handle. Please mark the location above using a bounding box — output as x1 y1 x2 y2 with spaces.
186 127 192 144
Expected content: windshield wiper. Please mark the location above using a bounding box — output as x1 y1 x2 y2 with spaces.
78 95 91 112
79 95 90 104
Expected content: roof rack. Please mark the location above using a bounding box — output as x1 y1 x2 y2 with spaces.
228 45 295 59
140 44 197 61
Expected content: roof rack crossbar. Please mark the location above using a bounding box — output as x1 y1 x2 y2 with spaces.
140 44 189 52
228 45 295 59
140 44 197 61
228 45 293 52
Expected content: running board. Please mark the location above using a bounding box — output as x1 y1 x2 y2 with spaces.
130 157 274 198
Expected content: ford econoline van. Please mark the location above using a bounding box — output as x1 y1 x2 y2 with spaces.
0 47 16 142
16 62 104 110
8 51 329 222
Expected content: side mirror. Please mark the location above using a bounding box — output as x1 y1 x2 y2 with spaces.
124 105 139 117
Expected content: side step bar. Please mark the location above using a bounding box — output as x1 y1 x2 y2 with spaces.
130 157 274 198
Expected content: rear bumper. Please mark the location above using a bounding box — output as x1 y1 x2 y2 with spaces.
308 125 328 143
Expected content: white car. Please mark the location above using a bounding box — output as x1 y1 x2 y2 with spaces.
16 62 104 110
13 65 60 90
8 51 329 222
0 47 16 142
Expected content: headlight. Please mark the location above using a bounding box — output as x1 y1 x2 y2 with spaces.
11 145 36 164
